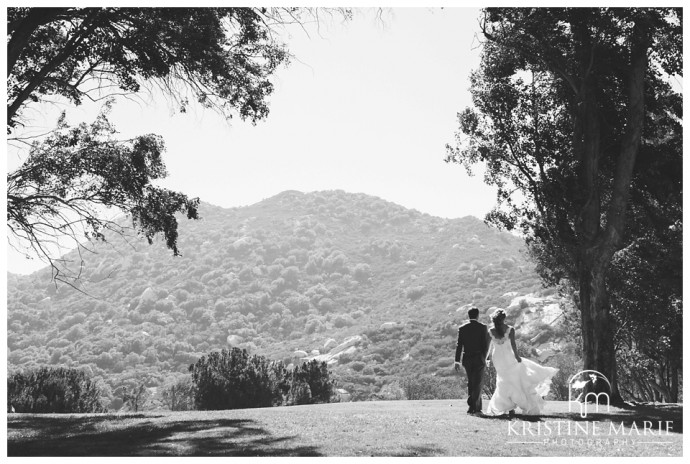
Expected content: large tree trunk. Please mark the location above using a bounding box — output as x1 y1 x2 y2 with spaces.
578 254 621 402
571 41 622 402
669 357 679 403
571 16 649 405
481 11 655 405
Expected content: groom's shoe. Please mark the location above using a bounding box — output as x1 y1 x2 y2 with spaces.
508 409 516 418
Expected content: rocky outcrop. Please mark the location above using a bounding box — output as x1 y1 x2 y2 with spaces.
507 293 562 331
135 287 159 312
301 335 363 366
504 292 570 364
331 335 362 354
323 339 338 351
335 388 351 402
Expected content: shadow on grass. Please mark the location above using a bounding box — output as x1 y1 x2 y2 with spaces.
9 414 165 436
8 415 322 456
478 404 683 433
391 444 446 457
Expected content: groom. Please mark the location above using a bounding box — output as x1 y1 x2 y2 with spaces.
454 307 491 414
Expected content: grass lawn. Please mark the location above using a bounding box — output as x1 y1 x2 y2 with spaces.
7 400 682 457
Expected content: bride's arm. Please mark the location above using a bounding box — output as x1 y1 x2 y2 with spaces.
509 327 522 362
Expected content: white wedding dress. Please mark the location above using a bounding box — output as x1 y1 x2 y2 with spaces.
487 328 559 416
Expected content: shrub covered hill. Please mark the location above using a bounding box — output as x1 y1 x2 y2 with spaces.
7 190 577 407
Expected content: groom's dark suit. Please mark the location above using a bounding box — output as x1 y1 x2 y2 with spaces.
455 319 491 413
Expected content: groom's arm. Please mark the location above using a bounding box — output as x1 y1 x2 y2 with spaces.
454 328 464 368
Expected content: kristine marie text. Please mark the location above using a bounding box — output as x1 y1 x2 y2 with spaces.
508 420 674 437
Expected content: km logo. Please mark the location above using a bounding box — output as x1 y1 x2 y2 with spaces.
568 370 611 418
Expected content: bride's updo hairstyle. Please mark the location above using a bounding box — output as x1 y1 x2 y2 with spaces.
491 308 507 337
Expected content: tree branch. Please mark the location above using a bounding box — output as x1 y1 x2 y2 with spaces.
600 19 649 254
8 9 102 127
7 8 70 75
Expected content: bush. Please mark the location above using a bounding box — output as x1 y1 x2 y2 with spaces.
189 349 336 410
436 357 455 369
549 352 583 401
411 343 436 358
304 318 324 334
318 298 335 312
189 348 287 410
160 375 195 411
285 380 311 405
333 314 354 328
8 366 106 413
377 381 406 400
405 286 426 301
289 359 335 404
350 361 366 372
353 263 372 283
122 379 150 412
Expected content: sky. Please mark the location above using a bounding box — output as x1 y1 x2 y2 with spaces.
5 7 501 275
117 7 495 217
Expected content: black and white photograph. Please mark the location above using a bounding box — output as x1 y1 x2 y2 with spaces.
4 3 684 458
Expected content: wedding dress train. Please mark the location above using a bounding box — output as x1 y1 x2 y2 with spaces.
487 330 559 416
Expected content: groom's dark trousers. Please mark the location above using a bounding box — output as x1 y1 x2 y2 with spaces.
455 319 490 413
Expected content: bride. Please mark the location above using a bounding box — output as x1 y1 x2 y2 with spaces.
486 308 559 416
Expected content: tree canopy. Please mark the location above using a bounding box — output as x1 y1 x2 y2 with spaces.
446 7 682 400
7 7 297 279
7 7 289 130
7 103 199 273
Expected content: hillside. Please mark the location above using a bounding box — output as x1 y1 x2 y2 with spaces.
6 190 576 406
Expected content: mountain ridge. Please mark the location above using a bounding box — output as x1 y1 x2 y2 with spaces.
7 189 573 406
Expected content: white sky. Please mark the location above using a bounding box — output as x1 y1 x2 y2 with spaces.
5 7 500 275
120 8 495 217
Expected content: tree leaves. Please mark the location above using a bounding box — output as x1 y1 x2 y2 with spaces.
7 105 199 279
6 7 313 280
8 366 106 413
189 347 333 410
446 8 682 399
7 8 291 130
